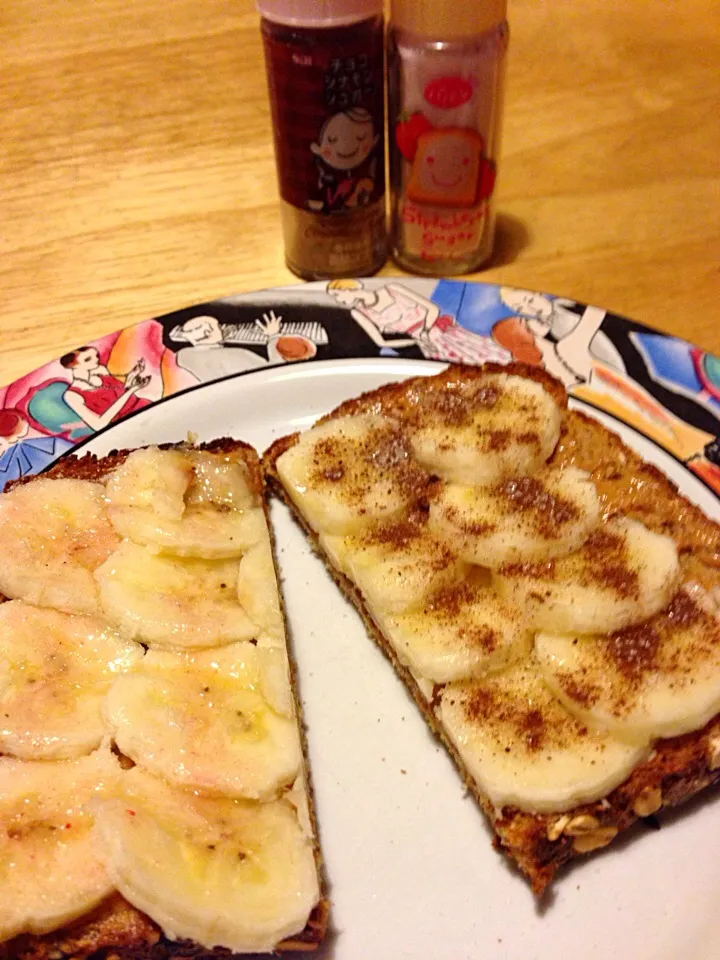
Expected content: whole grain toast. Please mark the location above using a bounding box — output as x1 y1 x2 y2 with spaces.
263 362 720 895
0 439 329 960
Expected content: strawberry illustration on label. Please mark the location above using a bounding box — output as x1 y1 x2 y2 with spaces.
395 112 433 162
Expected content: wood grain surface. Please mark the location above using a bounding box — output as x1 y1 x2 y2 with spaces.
2 0 719 385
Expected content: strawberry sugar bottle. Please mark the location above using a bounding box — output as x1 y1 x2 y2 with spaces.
388 0 508 275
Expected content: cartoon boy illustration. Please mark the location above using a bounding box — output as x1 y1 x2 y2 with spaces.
309 108 379 213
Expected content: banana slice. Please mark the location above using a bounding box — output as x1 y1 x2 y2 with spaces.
237 532 284 641
408 372 562 485
105 447 193 519
439 663 649 813
95 542 257 648
494 517 680 634
536 588 720 742
0 478 119 616
321 512 468 616
106 447 265 559
0 748 119 942
105 645 302 800
375 569 532 683
94 767 320 954
186 450 258 509
275 414 430 536
429 467 600 568
0 601 143 761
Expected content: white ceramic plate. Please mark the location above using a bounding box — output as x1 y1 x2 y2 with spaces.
79 357 720 960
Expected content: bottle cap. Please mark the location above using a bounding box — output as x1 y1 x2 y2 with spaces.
257 0 382 28
390 0 507 39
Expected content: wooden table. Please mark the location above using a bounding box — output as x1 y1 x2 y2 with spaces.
2 0 719 386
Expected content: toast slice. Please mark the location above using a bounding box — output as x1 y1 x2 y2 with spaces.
263 362 720 895
0 439 328 958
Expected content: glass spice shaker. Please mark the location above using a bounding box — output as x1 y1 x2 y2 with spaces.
387 0 509 275
257 0 387 280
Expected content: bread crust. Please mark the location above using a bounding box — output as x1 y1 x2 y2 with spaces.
1 440 329 958
262 362 720 895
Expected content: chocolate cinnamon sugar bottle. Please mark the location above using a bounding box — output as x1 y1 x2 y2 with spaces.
388 0 508 275
258 0 387 279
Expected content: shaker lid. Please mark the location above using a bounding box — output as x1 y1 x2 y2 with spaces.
390 0 507 38
257 0 382 27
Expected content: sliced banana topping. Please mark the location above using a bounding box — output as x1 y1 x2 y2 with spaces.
494 517 680 634
537 589 720 742
185 449 258 511
0 749 119 942
107 448 265 560
94 767 320 954
275 414 430 536
322 511 468 616
105 447 193 519
95 542 258 648
0 601 143 761
439 664 649 813
376 569 532 684
105 645 302 800
0 478 120 616
237 533 284 641
407 373 562 485
429 467 600 568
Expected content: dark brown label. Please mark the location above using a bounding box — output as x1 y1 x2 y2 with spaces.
261 17 385 216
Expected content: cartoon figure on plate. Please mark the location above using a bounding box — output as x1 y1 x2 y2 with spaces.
327 279 509 365
309 109 379 213
59 346 151 432
0 409 73 490
492 287 611 388
168 312 318 385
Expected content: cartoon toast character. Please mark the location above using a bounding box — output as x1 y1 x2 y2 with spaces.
406 127 495 208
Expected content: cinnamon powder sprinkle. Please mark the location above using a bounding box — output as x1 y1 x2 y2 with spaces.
488 429 511 451
463 688 551 753
308 423 429 504
496 476 579 537
603 622 661 679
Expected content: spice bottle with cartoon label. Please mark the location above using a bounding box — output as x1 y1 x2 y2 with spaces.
257 0 387 279
388 0 508 275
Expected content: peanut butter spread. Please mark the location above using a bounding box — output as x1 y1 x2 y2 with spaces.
268 362 720 895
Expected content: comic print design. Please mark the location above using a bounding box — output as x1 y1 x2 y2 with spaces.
2 280 719 498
